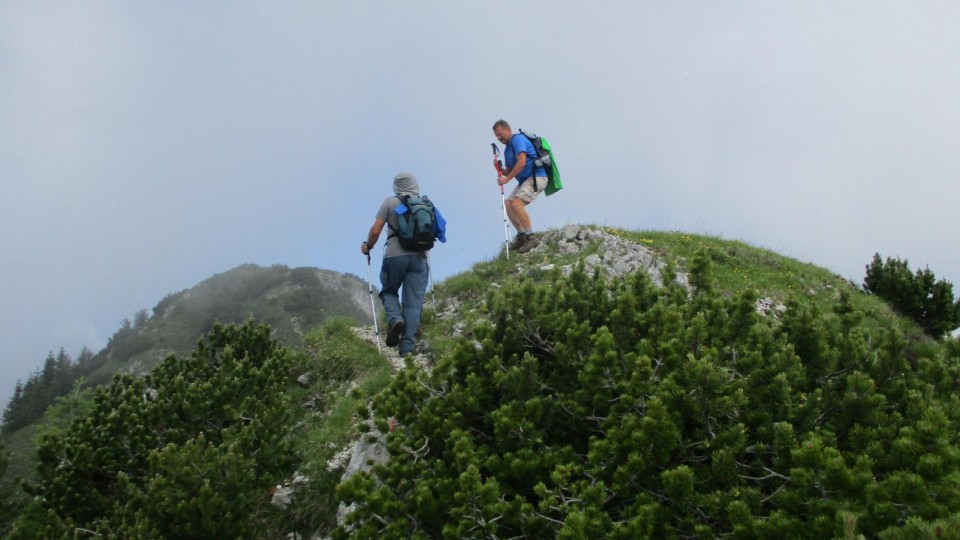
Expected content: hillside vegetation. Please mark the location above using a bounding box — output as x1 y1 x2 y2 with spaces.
0 264 371 498
4 226 960 539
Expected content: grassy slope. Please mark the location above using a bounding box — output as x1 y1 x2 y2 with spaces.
626 229 922 338
426 225 923 359
272 318 396 535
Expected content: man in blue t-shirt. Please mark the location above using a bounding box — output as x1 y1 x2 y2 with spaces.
493 119 547 254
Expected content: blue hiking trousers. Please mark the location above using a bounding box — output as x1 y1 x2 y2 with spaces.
379 253 429 355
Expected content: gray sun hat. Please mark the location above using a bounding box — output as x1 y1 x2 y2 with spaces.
393 171 420 197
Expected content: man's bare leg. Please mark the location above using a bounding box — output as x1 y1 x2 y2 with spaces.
507 199 532 232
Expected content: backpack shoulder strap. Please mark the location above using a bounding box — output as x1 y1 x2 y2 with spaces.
518 130 542 192
518 129 532 147
387 194 407 237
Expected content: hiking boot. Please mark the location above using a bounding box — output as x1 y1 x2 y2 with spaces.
509 233 527 251
516 233 540 254
386 319 405 347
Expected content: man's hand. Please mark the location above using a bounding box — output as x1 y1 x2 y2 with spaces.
363 219 386 255
498 175 509 186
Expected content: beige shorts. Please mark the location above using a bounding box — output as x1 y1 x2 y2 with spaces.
508 176 547 204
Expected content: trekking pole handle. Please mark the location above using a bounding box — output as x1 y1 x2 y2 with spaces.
491 143 503 174
492 143 504 181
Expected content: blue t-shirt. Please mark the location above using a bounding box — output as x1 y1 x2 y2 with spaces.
504 133 546 182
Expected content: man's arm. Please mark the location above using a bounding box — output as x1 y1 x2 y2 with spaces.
499 152 526 186
361 218 387 254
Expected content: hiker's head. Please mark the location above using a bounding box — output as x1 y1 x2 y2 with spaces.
393 171 419 197
493 119 512 145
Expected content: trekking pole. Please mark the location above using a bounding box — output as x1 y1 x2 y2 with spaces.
426 250 435 305
492 143 511 260
363 245 382 353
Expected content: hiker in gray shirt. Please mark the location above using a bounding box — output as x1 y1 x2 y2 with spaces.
360 172 431 356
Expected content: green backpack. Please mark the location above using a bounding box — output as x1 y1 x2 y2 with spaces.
390 195 437 251
520 129 563 196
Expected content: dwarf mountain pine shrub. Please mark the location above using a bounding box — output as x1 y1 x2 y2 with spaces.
10 320 295 539
0 441 12 535
338 265 960 539
864 253 960 339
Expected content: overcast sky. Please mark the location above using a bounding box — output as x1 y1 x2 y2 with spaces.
2 2 959 408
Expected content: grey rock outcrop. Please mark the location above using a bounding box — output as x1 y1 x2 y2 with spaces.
756 297 787 319
536 225 690 289
270 474 310 510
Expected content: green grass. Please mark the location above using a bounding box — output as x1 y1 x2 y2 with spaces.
616 228 924 338
287 316 395 470
257 317 400 537
621 229 846 298
437 253 514 301
438 271 489 300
